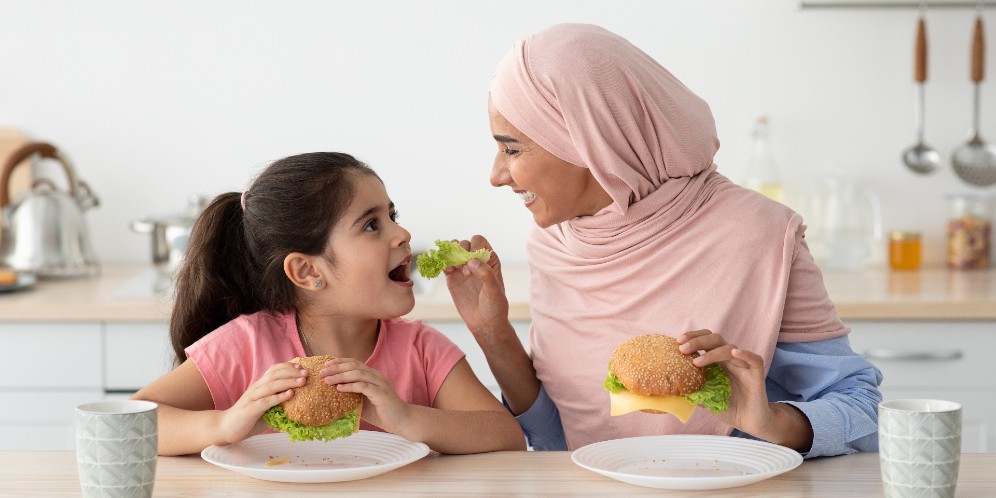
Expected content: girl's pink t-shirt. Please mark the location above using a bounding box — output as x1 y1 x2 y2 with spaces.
185 310 464 432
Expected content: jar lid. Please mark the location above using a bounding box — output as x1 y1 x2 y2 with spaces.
889 230 921 241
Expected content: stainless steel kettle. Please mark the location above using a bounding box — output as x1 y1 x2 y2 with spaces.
0 142 99 277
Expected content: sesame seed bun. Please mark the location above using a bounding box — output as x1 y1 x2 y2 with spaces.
280 355 363 427
609 334 705 396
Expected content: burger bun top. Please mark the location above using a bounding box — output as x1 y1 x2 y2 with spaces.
609 334 705 396
280 355 363 426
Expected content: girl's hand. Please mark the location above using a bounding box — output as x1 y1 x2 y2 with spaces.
443 235 511 342
218 362 307 445
677 330 771 433
319 358 411 434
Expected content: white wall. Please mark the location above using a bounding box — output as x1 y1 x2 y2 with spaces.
1 0 993 266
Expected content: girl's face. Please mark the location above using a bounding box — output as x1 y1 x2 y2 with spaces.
488 99 612 228
319 173 415 319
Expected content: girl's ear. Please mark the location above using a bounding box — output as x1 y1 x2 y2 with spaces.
283 252 322 290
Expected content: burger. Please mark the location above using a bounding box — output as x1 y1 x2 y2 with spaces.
603 334 730 422
262 355 363 442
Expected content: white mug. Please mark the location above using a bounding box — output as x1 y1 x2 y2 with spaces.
879 399 961 498
75 400 158 498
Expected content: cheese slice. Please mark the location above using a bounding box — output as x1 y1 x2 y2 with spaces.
609 389 697 422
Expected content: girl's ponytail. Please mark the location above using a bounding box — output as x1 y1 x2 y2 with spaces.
169 192 256 364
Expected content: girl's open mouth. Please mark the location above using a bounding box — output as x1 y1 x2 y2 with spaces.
388 260 412 284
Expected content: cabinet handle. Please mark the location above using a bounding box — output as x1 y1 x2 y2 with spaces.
863 348 963 362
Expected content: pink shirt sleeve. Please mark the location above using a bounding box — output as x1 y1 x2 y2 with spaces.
372 319 465 408
778 232 850 343
184 312 300 411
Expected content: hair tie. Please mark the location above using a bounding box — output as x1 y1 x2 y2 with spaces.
240 190 248 211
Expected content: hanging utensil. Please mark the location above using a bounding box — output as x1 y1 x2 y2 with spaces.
952 13 996 186
902 13 941 174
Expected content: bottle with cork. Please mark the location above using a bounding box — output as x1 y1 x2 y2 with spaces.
742 115 784 204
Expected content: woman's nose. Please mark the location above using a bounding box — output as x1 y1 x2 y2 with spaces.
490 158 511 187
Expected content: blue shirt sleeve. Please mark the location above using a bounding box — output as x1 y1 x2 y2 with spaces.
730 335 883 458
504 385 568 451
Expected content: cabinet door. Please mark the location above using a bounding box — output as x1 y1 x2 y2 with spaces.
104 322 174 392
0 390 103 450
0 323 102 388
428 321 530 398
848 321 996 453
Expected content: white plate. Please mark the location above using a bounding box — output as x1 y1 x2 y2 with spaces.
201 431 430 483
571 435 803 490
0 272 36 293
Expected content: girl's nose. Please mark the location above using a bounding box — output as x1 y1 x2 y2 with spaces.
396 224 412 247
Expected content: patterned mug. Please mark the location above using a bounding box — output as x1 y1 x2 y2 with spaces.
75 400 158 498
878 399 961 498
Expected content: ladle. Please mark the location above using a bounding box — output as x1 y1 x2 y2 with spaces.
952 14 996 186
902 15 941 174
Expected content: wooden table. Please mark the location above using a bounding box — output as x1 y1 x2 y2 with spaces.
2 451 995 497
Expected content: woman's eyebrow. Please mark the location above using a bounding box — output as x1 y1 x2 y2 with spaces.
493 134 520 143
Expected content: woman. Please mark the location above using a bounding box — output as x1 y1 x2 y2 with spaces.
445 23 882 457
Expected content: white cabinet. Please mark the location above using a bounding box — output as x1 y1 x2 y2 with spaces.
104 322 174 391
0 321 173 450
847 320 996 452
0 323 104 450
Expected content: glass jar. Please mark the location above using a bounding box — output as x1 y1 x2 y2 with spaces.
889 231 922 271
946 193 992 270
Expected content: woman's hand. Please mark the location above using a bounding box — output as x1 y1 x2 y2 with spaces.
678 330 813 451
443 235 511 343
319 358 411 434
217 361 307 445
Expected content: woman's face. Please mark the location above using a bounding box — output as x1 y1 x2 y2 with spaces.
488 99 612 228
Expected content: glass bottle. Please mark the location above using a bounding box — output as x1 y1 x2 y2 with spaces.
742 115 784 203
946 193 992 270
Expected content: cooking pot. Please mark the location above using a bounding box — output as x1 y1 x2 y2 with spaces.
131 195 206 273
0 142 99 277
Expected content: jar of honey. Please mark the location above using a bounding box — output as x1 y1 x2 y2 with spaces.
889 231 922 271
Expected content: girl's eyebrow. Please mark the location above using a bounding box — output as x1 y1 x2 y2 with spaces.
493 134 520 143
350 202 395 228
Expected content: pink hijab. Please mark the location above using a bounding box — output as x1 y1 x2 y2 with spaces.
491 24 848 449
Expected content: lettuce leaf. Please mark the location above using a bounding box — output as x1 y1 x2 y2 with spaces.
603 371 627 393
262 406 359 442
679 364 731 414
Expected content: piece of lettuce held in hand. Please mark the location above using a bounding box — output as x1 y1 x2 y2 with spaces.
262 406 360 443
416 239 493 279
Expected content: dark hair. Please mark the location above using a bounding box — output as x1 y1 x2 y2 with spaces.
169 152 378 364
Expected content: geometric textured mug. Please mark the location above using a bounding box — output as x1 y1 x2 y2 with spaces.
75 400 158 498
879 399 961 498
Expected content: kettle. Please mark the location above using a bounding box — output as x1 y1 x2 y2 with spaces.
0 142 100 277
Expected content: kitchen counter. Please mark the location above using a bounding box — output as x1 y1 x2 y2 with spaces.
3 451 995 496
0 263 994 322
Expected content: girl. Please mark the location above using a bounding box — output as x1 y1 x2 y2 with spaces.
133 152 525 455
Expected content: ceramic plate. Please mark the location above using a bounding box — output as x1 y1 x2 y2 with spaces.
201 431 430 483
0 272 36 293
571 435 802 490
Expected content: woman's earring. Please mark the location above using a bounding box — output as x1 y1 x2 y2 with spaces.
315 279 323 288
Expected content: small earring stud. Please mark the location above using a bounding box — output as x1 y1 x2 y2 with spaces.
315 279 323 288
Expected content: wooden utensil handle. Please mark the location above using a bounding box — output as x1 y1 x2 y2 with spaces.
0 142 77 208
973 16 985 83
915 17 927 83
